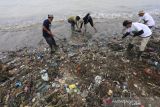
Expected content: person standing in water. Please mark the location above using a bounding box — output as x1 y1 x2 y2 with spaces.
42 14 58 54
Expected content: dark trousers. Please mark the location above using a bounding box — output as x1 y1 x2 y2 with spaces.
68 20 75 31
43 36 57 50
84 18 94 27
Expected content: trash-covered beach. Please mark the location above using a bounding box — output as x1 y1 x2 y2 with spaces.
1 19 160 106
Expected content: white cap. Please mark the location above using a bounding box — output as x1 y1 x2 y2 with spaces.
138 10 145 14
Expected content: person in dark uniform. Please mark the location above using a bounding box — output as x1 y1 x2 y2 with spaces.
80 13 97 33
42 14 58 54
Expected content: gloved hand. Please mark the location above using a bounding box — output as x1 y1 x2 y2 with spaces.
133 30 144 37
133 34 137 37
122 32 130 39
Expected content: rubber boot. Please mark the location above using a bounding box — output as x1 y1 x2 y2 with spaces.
126 43 134 57
50 48 55 55
127 43 134 52
54 45 59 51
137 51 143 60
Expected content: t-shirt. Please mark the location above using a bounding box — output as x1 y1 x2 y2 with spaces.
127 22 152 38
43 19 51 37
77 19 84 28
83 15 92 24
139 13 155 27
68 16 76 23
68 16 84 29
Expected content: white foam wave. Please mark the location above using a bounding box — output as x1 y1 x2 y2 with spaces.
0 9 160 31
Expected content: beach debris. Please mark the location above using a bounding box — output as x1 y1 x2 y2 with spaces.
108 42 124 51
0 31 160 106
40 69 49 81
134 84 138 88
51 82 61 88
107 89 113 96
95 75 102 85
36 52 44 60
102 97 112 105
144 68 152 75
148 59 160 70
122 81 128 89
15 81 22 88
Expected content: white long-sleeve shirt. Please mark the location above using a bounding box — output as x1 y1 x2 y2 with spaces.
139 13 155 27
127 22 152 38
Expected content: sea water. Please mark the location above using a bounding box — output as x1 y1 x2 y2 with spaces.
0 0 160 28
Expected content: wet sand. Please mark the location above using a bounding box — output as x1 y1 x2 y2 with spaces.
0 16 160 51
1 15 160 107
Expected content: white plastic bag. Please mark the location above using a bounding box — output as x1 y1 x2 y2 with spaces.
40 69 49 81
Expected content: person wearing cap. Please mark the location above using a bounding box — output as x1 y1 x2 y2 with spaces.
68 16 82 32
42 15 58 54
138 10 155 29
122 20 152 60
80 13 97 33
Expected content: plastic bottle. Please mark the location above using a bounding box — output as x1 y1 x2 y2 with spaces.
148 60 160 69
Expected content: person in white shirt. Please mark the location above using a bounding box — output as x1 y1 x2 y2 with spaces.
122 20 152 59
138 10 155 29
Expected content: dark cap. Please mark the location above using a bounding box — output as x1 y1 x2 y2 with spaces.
48 14 54 18
123 20 132 27
76 16 80 20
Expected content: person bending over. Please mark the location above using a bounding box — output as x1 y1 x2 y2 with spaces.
122 20 152 60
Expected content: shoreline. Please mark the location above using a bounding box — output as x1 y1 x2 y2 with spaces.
1 15 160 106
0 15 160 52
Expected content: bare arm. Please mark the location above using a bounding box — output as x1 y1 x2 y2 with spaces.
75 21 79 29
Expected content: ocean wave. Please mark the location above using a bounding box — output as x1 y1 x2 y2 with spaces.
0 9 160 31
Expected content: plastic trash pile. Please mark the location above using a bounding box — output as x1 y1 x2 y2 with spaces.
0 31 160 107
